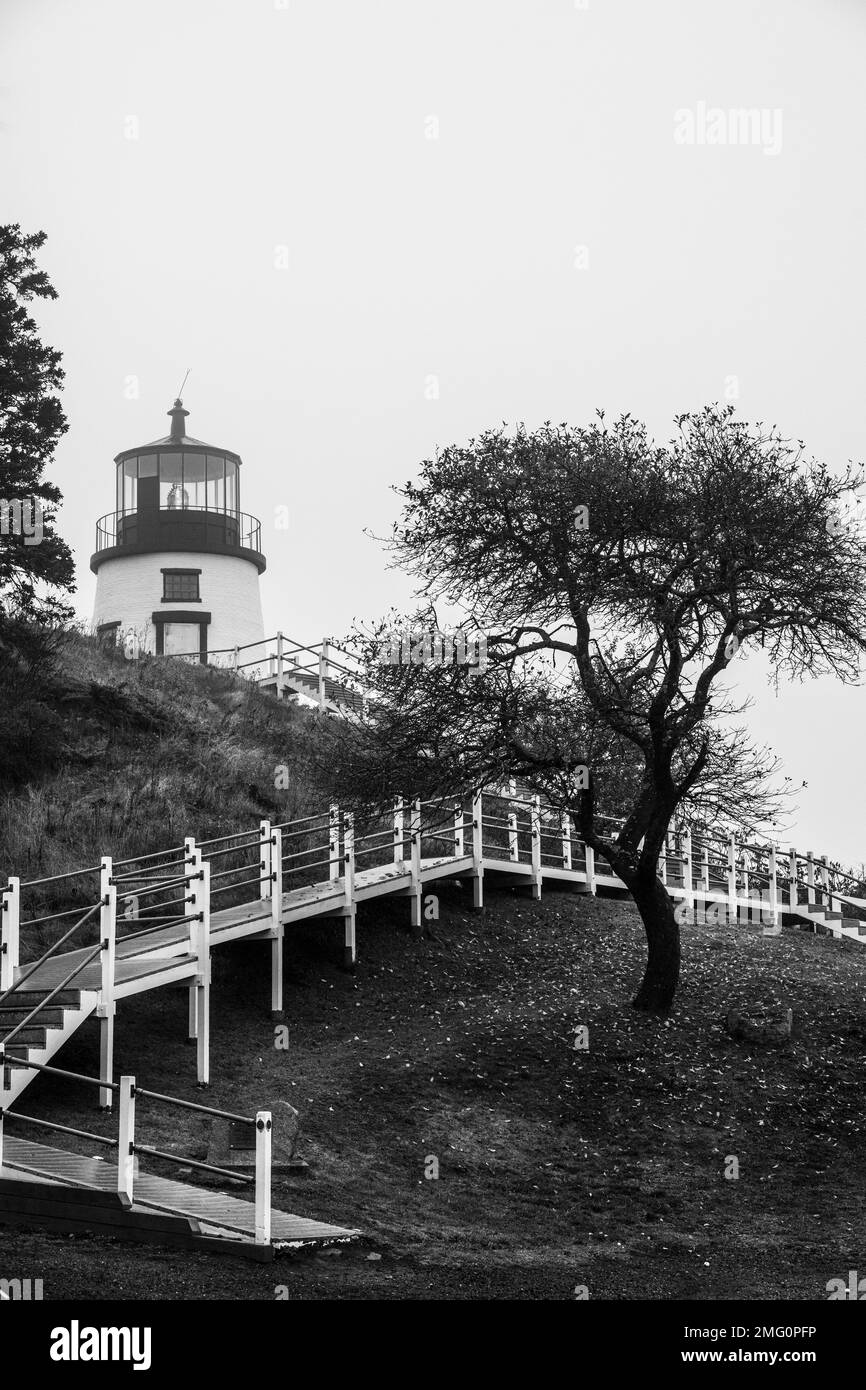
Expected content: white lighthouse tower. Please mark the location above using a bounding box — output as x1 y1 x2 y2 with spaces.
91 398 266 660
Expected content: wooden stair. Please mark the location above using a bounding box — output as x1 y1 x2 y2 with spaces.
258 665 366 713
0 988 99 1106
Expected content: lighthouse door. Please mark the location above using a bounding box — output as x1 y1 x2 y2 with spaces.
162 622 200 659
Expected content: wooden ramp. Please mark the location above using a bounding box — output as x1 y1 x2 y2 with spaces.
0 1137 359 1261
3 785 862 1260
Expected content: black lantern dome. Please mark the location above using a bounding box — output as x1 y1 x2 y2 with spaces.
91 400 265 574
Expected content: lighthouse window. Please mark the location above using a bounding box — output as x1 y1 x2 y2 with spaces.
183 453 207 509
225 458 238 514
162 569 200 602
122 458 137 513
206 455 225 511
159 454 185 509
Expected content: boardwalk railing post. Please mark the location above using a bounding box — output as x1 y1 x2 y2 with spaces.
184 837 199 1043
700 846 710 898
343 811 356 969
195 860 211 1086
585 841 596 896
453 800 464 858
820 855 831 910
393 798 404 866
255 1110 273 1246
271 828 284 1018
659 835 667 886
561 813 572 871
789 849 798 912
98 856 117 1110
471 792 484 909
741 846 750 921
410 798 423 936
682 829 694 916
727 834 738 922
0 876 20 994
318 640 328 710
117 1074 136 1204
275 631 285 700
260 820 272 902
768 844 779 930
508 807 519 863
329 805 341 881
825 857 839 915
530 795 542 900
806 851 815 906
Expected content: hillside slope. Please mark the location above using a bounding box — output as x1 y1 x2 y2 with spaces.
0 632 317 885
1 884 863 1299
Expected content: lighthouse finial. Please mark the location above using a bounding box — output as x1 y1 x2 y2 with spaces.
167 382 190 442
175 367 191 404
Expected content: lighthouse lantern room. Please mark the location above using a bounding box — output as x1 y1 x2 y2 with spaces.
91 399 266 659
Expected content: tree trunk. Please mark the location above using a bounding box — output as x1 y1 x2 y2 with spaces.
629 872 680 1014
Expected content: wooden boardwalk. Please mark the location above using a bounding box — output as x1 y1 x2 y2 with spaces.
0 1138 357 1258
2 788 863 1256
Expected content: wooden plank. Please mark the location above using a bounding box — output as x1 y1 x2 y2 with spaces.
2 1137 359 1245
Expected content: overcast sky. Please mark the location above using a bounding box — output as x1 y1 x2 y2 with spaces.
2 0 864 866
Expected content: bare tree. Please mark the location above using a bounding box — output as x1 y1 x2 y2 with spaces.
314 406 866 1014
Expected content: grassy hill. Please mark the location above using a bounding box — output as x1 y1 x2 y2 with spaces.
1 633 864 1299
2 883 864 1299
0 632 317 886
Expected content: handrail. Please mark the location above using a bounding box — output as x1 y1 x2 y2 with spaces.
210 873 272 897
200 844 261 864
281 845 340 865
110 863 193 884
0 901 102 1010
113 845 188 869
134 1087 254 1125
1 940 104 1046
273 811 332 831
210 862 264 882
0 1055 120 1092
19 901 104 930
198 829 266 849
20 866 101 890
117 912 201 946
2 1110 119 1147
132 1144 254 1185
282 853 340 873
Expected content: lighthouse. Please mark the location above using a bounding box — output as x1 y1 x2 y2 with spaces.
91 399 266 660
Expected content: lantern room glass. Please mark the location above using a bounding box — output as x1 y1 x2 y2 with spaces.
115 450 240 516
225 459 237 513
183 453 207 509
159 453 184 510
206 454 225 510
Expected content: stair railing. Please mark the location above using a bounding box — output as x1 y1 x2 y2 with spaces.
0 1057 273 1246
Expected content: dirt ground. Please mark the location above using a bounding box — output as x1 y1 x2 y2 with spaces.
2 883 864 1300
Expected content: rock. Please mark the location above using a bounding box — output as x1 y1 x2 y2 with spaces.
207 1098 305 1172
725 1007 794 1046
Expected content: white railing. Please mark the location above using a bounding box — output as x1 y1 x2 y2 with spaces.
150 631 369 714
0 1058 273 1248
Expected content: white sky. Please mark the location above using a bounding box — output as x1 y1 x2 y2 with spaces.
1 0 864 867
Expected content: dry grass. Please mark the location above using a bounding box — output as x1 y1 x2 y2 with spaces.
0 632 325 932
